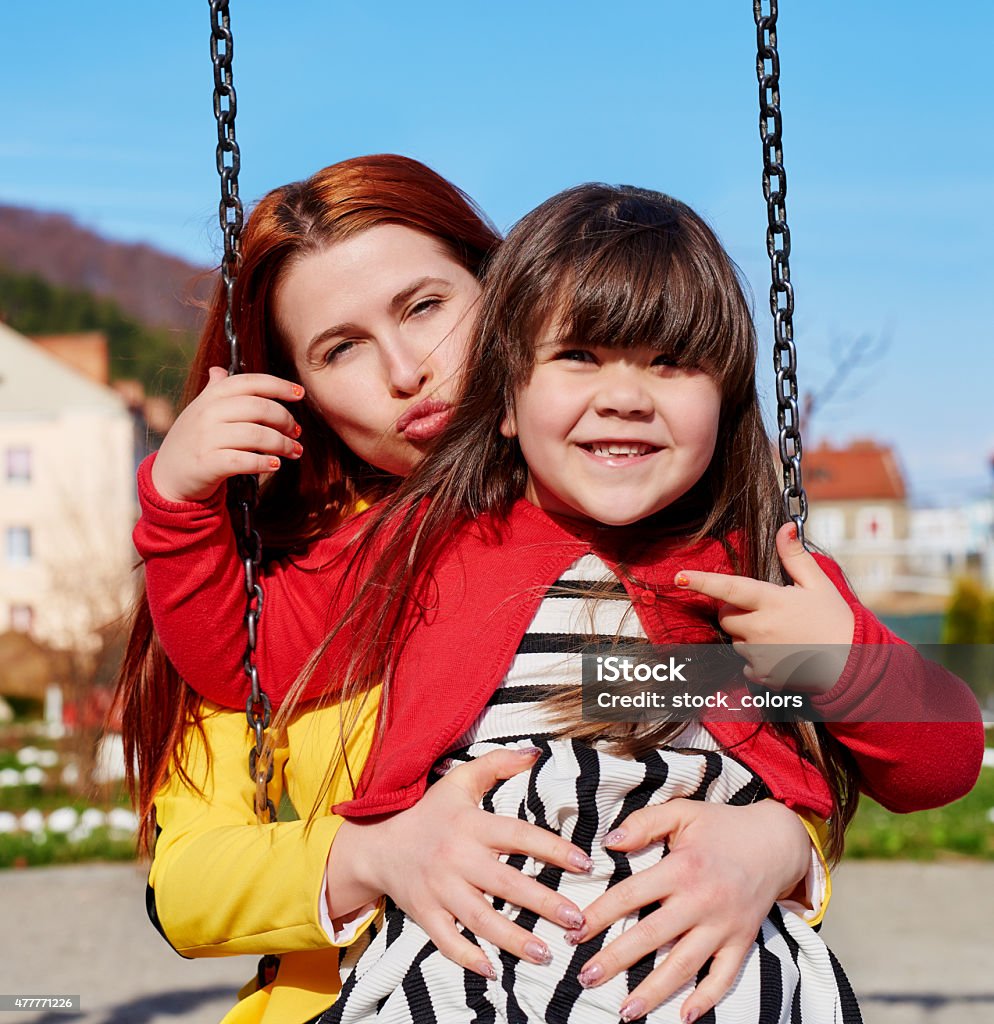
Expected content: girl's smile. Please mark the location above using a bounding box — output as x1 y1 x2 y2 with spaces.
502 336 721 526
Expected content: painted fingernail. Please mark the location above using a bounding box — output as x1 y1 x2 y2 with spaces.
475 960 497 981
517 746 543 758
620 997 646 1022
524 940 552 965
604 830 626 846
291 384 304 397
788 524 798 541
578 963 603 988
291 441 303 456
683 1010 701 1024
568 851 594 872
557 905 585 929
268 456 280 470
675 573 690 588
564 927 588 945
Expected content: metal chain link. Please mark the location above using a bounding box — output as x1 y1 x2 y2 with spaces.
754 0 809 546
208 0 277 828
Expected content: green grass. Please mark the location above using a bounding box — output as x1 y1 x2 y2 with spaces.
0 828 137 869
845 767 994 860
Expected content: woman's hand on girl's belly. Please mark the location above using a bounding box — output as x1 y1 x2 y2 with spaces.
566 798 812 1023
327 747 594 979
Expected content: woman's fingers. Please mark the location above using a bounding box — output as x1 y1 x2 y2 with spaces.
470 860 585 930
204 367 305 403
414 905 497 980
677 946 754 1024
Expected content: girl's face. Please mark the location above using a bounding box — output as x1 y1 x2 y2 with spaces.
275 224 481 476
502 330 721 526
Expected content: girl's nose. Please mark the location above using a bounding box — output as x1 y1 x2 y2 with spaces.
593 369 653 418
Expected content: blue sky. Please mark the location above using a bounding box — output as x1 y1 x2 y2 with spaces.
2 1 991 503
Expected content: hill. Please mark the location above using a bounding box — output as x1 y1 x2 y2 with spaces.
0 204 211 332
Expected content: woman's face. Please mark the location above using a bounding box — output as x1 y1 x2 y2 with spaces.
275 223 481 476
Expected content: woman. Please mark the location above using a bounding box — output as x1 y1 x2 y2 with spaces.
119 155 826 1024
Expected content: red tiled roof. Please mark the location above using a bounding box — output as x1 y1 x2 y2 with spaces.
803 440 906 501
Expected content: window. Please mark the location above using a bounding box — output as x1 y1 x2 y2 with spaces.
5 447 31 483
9 604 33 632
856 506 893 542
5 526 32 564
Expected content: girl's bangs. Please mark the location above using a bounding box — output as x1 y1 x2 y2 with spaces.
523 208 755 394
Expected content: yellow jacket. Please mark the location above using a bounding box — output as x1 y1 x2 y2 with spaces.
149 693 383 1024
150 692 831 1024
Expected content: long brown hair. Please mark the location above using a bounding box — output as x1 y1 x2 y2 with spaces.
285 184 859 860
117 155 500 852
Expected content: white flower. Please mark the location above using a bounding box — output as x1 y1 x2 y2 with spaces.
80 808 106 829
0 811 19 833
0 769 21 787
106 808 139 833
37 750 59 768
22 766 45 786
68 824 94 844
16 746 40 766
61 763 80 786
47 808 79 834
19 809 45 834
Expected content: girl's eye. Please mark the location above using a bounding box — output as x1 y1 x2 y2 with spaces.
555 348 597 363
652 353 679 368
323 340 357 364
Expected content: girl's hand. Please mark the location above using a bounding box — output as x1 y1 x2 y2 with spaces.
151 366 306 503
569 799 813 1023
675 523 855 692
328 748 594 979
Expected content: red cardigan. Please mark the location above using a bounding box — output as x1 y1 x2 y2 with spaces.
135 455 985 821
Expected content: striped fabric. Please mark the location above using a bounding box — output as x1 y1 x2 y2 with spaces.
313 555 861 1024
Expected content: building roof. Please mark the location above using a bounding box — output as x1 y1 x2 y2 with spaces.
0 321 126 417
804 439 907 502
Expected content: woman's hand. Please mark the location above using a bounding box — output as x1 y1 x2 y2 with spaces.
676 523 855 692
326 747 594 979
569 798 814 1023
151 366 306 503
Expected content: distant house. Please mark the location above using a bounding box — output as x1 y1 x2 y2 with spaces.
0 322 135 650
803 440 915 610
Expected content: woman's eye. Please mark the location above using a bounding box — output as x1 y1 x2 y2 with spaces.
323 340 357 364
410 297 443 318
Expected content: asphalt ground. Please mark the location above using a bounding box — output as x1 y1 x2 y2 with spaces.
1 860 991 1024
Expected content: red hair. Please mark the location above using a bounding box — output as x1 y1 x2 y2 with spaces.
116 155 500 851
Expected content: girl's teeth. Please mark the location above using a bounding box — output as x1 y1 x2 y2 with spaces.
591 444 650 457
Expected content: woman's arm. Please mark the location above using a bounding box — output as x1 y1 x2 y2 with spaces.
150 698 593 973
148 702 364 955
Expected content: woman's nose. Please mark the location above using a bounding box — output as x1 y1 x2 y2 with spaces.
384 344 432 397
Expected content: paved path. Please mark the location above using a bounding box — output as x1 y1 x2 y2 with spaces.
1 860 991 1023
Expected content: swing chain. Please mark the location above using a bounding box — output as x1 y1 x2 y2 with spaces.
753 0 809 545
209 0 277 825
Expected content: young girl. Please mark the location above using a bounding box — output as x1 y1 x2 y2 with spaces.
135 184 983 1022
126 160 828 1024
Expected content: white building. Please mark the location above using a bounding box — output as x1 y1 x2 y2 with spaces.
0 322 135 651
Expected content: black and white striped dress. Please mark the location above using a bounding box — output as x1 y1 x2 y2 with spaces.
315 555 861 1024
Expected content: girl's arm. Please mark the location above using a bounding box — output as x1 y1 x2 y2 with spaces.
678 523 985 812
134 451 361 710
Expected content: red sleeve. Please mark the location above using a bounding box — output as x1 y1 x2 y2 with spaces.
809 554 985 812
133 454 365 710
